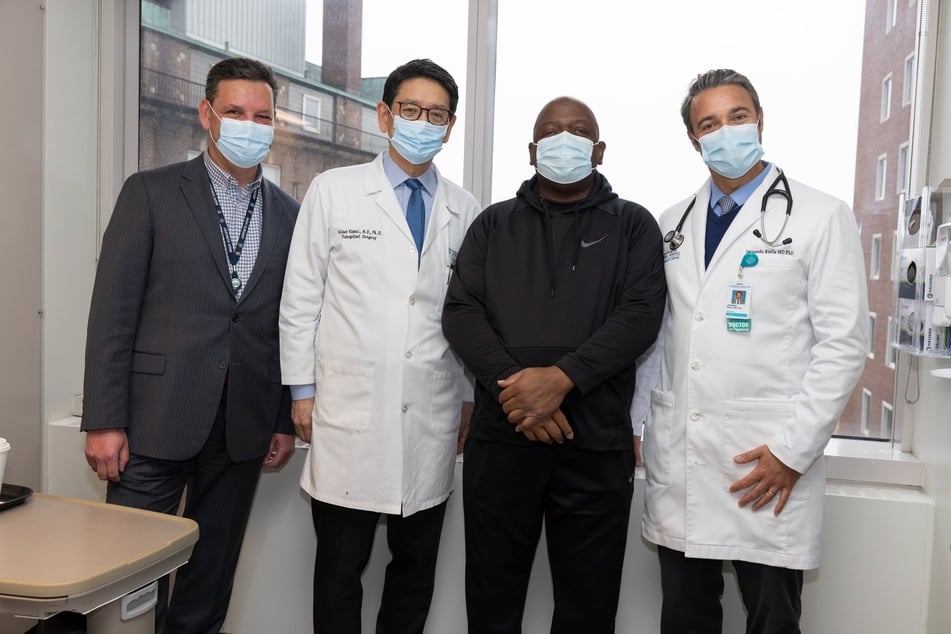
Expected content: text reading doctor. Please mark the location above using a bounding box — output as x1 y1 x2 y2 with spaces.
640 69 868 633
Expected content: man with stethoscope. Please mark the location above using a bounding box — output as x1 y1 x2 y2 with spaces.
639 69 869 633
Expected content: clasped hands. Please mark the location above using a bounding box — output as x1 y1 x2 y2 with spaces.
498 366 575 444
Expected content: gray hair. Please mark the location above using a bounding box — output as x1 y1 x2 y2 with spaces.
680 69 761 133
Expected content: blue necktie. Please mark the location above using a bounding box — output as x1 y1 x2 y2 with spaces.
718 195 737 216
404 178 425 264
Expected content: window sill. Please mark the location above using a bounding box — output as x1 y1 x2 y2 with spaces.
824 437 924 487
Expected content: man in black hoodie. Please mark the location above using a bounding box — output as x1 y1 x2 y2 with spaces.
442 97 666 634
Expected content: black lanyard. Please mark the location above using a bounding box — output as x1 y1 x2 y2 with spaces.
209 180 259 294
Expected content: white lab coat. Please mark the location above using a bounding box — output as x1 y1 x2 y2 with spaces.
280 153 481 516
641 165 868 569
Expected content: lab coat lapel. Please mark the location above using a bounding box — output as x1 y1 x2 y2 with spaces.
182 157 234 294
366 158 418 248
422 167 455 258
703 164 779 275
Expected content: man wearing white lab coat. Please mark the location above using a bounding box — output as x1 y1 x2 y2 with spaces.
279 59 481 634
641 69 868 633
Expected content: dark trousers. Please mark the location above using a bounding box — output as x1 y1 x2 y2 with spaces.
311 498 448 634
106 394 262 634
658 545 804 634
463 438 635 634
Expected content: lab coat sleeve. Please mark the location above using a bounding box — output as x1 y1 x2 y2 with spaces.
82 173 154 431
554 206 667 395
279 176 331 388
770 198 869 474
442 212 523 401
630 327 665 436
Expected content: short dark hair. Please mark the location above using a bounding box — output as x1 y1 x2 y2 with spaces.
680 69 761 133
205 57 278 106
382 59 459 114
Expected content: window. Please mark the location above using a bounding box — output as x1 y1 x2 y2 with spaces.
136 1 902 445
868 313 877 358
897 142 910 195
871 234 882 279
302 94 322 134
886 316 897 368
138 0 469 199
876 155 888 201
861 388 872 435
881 402 894 438
881 74 893 122
886 0 898 33
903 53 916 105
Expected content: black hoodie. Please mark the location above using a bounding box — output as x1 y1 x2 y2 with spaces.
442 172 666 451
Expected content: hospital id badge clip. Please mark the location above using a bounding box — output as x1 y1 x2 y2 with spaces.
726 283 752 332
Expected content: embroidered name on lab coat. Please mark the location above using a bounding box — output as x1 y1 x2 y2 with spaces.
338 228 383 241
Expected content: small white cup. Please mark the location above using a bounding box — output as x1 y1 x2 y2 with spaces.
0 437 10 490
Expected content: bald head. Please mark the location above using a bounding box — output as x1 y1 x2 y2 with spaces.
533 97 600 142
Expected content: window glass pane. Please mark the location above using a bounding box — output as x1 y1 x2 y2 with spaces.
492 1 907 442
881 75 892 121
871 234 882 279
491 2 864 213
898 142 909 194
876 156 888 200
139 0 467 199
903 53 916 105
840 0 919 440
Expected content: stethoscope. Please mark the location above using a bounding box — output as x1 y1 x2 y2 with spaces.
663 170 794 250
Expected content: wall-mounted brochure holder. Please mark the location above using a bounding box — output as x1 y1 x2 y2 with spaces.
894 181 951 356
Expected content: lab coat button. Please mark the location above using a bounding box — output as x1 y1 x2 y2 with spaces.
409 297 416 305
695 311 705 321
689 410 702 421
401 404 409 413
690 360 702 370
405 351 412 359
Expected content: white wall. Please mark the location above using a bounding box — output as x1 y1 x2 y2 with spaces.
0 0 44 492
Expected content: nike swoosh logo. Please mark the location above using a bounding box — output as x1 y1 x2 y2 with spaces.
580 235 609 248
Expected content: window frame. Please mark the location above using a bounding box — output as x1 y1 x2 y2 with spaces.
897 141 910 195
876 154 888 201
903 53 916 106
110 0 936 480
881 73 893 122
871 233 882 279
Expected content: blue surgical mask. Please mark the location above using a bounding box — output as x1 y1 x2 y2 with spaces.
209 107 274 169
533 131 595 184
388 112 447 165
695 122 764 179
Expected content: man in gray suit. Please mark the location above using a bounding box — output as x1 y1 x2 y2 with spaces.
82 57 298 634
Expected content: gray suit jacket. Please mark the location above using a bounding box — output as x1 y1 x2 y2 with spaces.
82 156 299 462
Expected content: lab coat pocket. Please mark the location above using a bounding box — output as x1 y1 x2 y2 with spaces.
644 389 676 486
431 368 464 434
723 399 808 500
314 358 375 433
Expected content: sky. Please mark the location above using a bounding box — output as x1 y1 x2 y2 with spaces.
306 0 868 215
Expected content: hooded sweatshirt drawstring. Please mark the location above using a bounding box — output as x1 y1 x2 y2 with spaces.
514 172 619 299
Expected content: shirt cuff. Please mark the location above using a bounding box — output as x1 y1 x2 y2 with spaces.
290 384 316 400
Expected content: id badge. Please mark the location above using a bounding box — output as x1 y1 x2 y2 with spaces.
726 284 752 332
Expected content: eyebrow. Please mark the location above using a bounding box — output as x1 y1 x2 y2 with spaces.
696 106 752 127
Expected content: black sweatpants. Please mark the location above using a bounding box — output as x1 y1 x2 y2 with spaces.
463 438 635 634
